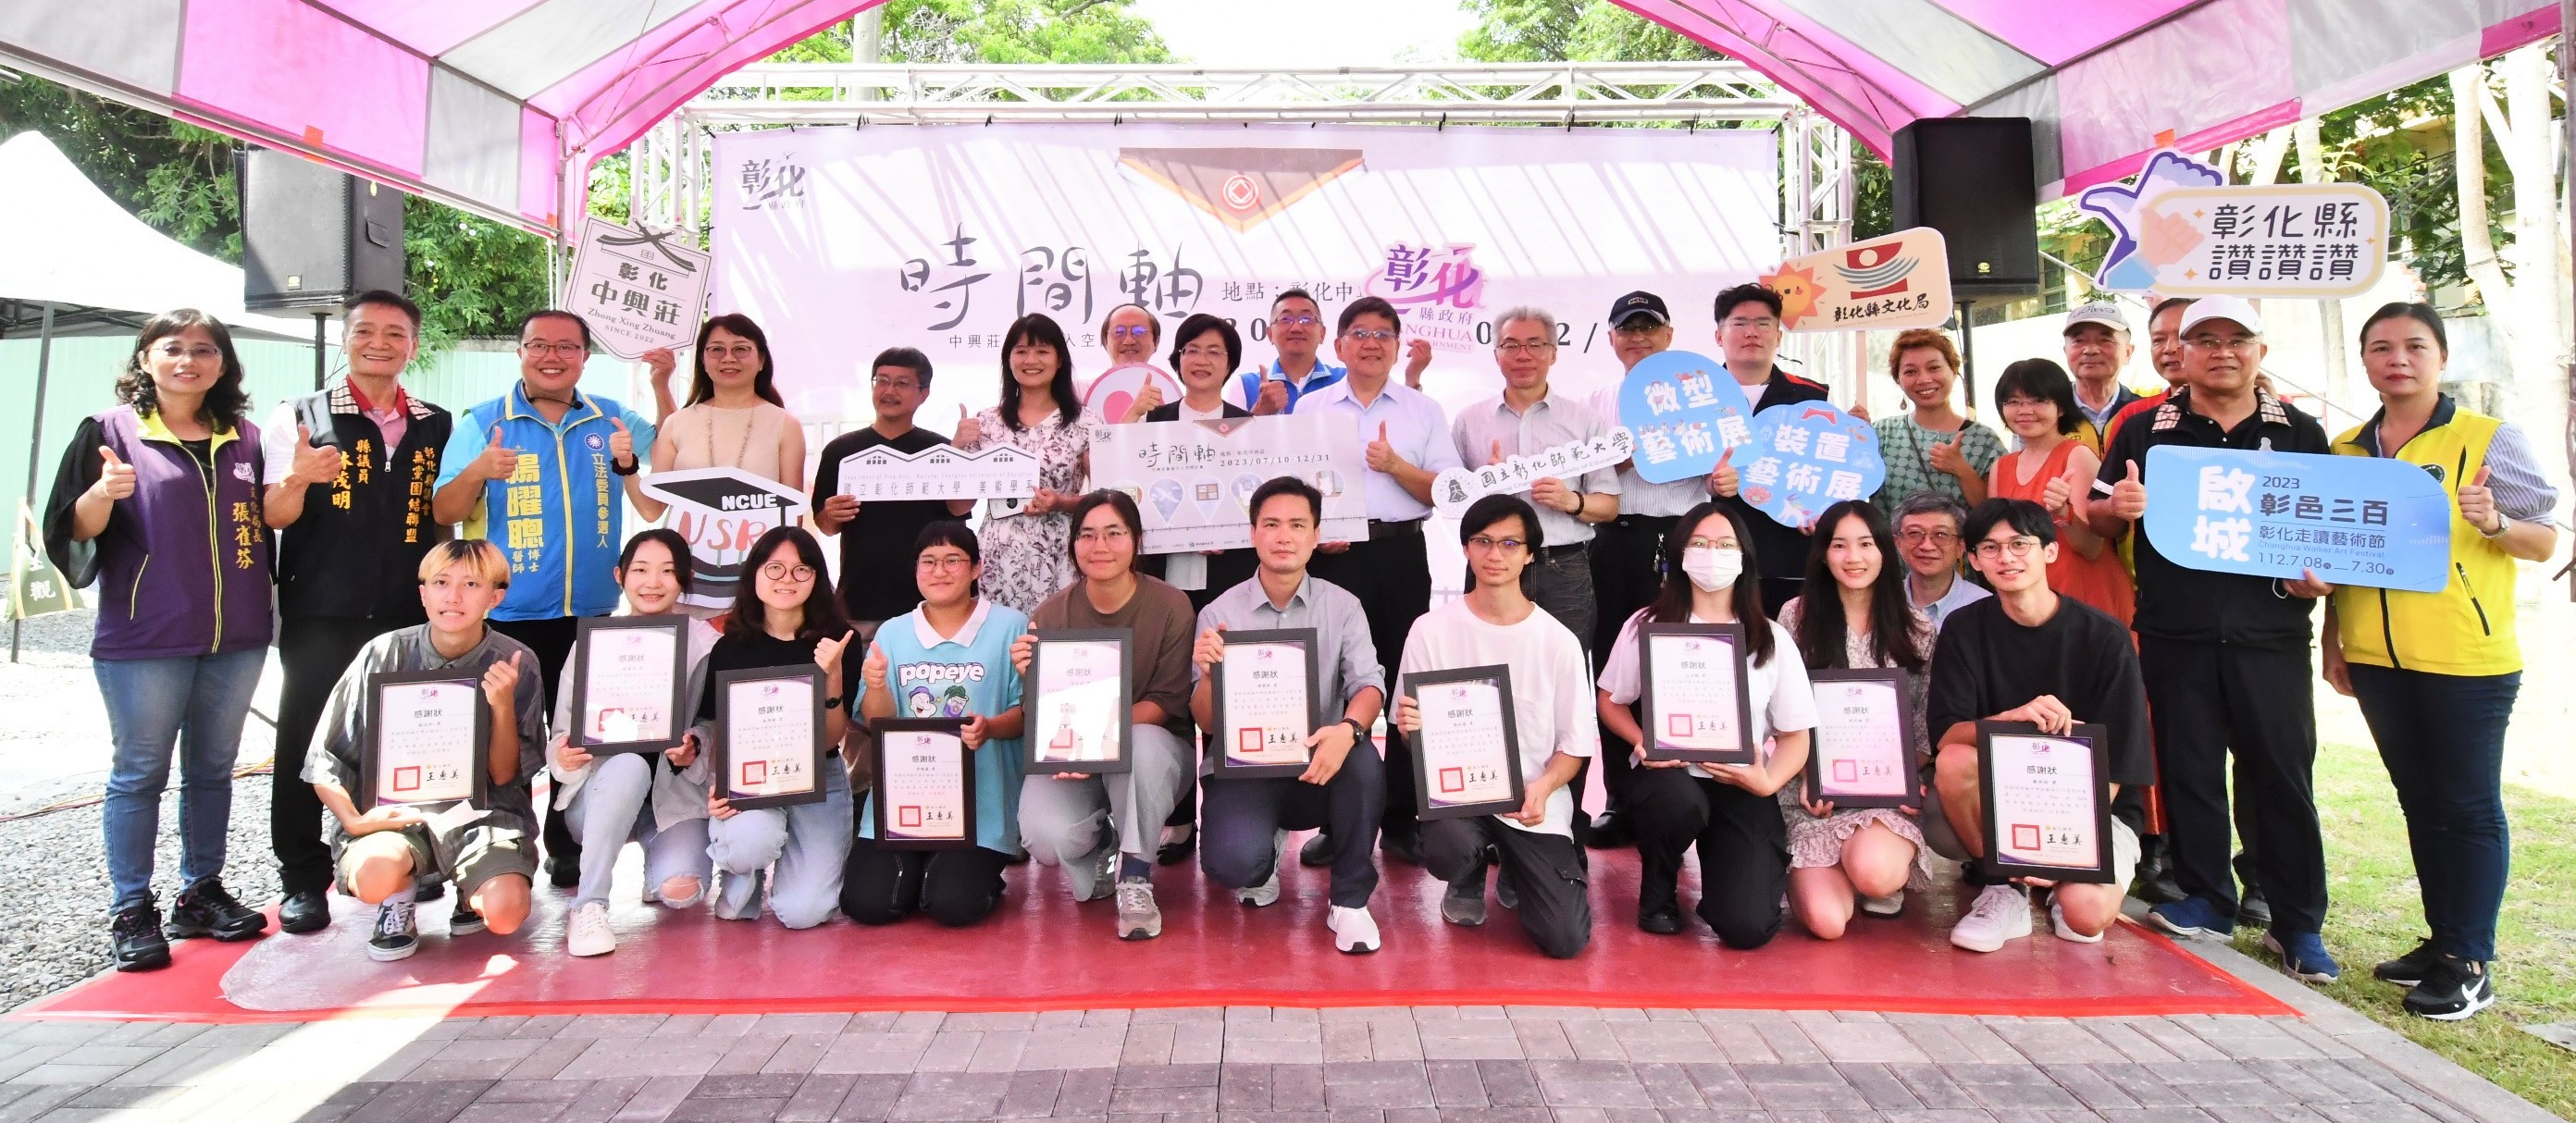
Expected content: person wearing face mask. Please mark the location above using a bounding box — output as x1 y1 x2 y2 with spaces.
544 530 722 956
1598 501 1814 944
1701 283 1830 615
956 314 1101 615
259 290 453 935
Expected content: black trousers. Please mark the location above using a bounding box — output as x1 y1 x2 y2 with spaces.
490 615 584 870
1630 766 1788 949
1200 740 1386 908
1587 515 1677 815
273 614 417 895
2138 636 2326 933
1422 816 1592 959
1307 523 1432 843
840 840 1009 927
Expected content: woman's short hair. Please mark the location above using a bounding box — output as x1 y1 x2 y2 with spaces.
1168 314 1243 374
1887 328 1962 381
1991 358 2083 436
915 520 982 567
418 539 511 587
616 528 694 595
1063 489 1145 565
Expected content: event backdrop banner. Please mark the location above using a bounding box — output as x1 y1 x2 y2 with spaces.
712 124 1779 426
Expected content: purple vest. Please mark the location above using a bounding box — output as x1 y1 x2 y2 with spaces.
85 406 276 660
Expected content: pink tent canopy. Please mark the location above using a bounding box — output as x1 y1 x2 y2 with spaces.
0 0 2557 239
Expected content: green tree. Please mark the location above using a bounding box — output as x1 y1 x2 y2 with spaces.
0 78 240 259
874 0 1170 65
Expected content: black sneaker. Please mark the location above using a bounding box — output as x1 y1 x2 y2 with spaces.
279 888 330 934
2374 939 2442 987
1638 908 1682 935
110 905 172 971
1586 810 1636 849
1380 831 1422 866
2236 884 2272 929
165 879 268 942
368 898 420 962
546 856 581 889
1299 831 1337 869
2404 956 2496 1021
415 879 445 903
448 901 487 936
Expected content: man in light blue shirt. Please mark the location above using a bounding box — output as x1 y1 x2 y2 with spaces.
1894 493 1989 632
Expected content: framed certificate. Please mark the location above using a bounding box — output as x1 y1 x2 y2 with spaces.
1976 721 2116 884
362 669 489 811
1025 629 1133 774
1402 666 1525 821
1210 628 1321 779
712 665 826 811
568 615 688 754
1803 670 1918 810
872 718 977 849
1636 623 1756 765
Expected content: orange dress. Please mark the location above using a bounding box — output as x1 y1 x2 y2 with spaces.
1993 438 2135 626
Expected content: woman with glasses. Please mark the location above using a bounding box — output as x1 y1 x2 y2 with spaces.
1777 500 1935 937
1598 500 1815 946
846 521 1031 926
1121 314 1259 609
1870 329 2002 519
1987 359 2132 625
695 526 858 929
957 314 1100 615
1011 491 1199 939
634 315 806 615
44 310 277 970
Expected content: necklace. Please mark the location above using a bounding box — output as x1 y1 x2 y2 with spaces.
708 404 759 468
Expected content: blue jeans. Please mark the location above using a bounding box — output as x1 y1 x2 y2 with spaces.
95 649 267 912
707 761 852 929
564 754 712 912
2349 663 2520 961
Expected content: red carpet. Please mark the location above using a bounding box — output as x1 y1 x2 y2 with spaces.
17 841 2285 1023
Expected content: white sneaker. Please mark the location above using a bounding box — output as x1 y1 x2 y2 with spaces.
1950 884 2033 953
1070 844 1119 903
566 901 616 957
1235 830 1285 907
1860 891 1904 917
1328 905 1381 954
2050 900 2103 944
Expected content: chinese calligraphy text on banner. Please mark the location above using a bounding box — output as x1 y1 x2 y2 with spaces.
1759 228 1952 332
567 217 712 360
1432 428 1634 518
1092 414 1370 552
2077 151 2389 298
2139 446 2449 592
1741 403 1885 530
1618 351 1754 485
836 444 1040 502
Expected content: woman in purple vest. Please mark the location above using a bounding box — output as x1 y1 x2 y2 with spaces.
43 310 277 971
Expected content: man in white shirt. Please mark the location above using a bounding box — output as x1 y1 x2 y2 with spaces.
1394 495 1595 959
1892 493 1990 632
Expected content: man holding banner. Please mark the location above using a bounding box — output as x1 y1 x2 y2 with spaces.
1703 283 1831 615
2086 296 2340 982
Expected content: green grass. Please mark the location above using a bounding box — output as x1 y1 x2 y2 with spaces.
2227 736 2576 1119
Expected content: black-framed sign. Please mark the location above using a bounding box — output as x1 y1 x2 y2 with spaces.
1403 665 1525 821
1803 670 1919 810
1025 628 1133 774
1210 628 1321 779
872 718 976 849
712 664 826 811
1637 623 1757 765
569 614 689 755
361 669 490 812
1975 721 2115 884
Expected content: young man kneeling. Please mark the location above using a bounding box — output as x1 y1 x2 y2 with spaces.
1926 500 2150 952
303 539 547 961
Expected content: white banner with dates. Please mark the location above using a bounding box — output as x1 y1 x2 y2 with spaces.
1089 414 1371 553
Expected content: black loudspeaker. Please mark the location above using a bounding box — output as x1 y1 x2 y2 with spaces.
1891 118 2040 299
240 148 405 314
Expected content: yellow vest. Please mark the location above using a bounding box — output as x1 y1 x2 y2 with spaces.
2330 401 2520 675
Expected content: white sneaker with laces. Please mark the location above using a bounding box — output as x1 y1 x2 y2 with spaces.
367 897 418 963
1235 830 1285 907
566 901 616 956
1115 879 1162 940
1950 883 2033 953
1327 905 1381 954
2050 901 2104 944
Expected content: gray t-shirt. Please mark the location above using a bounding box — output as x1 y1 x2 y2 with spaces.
301 623 550 831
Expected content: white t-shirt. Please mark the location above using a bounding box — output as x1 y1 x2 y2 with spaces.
1398 598 1599 838
1597 609 1816 781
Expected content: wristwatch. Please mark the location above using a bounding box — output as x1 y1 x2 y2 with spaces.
1343 717 1369 742
2480 515 2511 539
824 696 845 710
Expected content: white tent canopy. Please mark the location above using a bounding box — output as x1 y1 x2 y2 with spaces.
0 130 337 343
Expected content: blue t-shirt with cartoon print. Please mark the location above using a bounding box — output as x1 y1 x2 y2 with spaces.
861 599 1027 855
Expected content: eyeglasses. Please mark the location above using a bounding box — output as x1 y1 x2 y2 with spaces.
871 376 922 390
1969 537 2043 560
1611 322 1666 337
1179 346 1230 361
1342 328 1396 341
1075 527 1134 545
1897 529 1959 545
519 341 587 357
1466 535 1528 554
1495 340 1555 355
761 562 818 582
703 344 761 362
149 345 223 363
916 555 972 573
2186 334 2260 352
1272 314 1319 327
1683 537 1737 550
1720 317 1778 331
1109 325 1155 339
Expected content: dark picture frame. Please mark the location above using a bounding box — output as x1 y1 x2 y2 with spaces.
1637 623 1757 765
1209 628 1322 780
567 614 689 755
1025 629 1133 775
871 717 977 850
1402 665 1526 821
1802 669 1920 811
1975 721 2116 884
360 668 491 812
712 664 827 811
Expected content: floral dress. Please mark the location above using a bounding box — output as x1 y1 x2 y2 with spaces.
1870 412 2005 521
967 404 1100 614
1777 597 1937 889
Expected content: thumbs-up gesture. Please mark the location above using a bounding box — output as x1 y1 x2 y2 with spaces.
2109 460 2148 521
861 642 890 692
1705 446 1739 499
953 404 983 449
1253 377 1290 416
607 417 636 468
2458 465 2503 536
813 628 856 679
92 446 137 502
2040 462 2082 518
288 424 345 487
471 425 522 483
1364 420 1407 475
1926 431 1968 477
482 652 523 710
1122 381 1165 425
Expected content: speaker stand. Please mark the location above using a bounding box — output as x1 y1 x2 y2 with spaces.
312 312 328 391
1956 298 1976 411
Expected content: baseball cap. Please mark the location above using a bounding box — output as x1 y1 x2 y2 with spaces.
2177 295 2264 337
1607 291 1669 328
2062 302 2129 336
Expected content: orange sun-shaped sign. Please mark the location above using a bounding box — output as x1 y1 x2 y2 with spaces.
1759 263 1824 328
